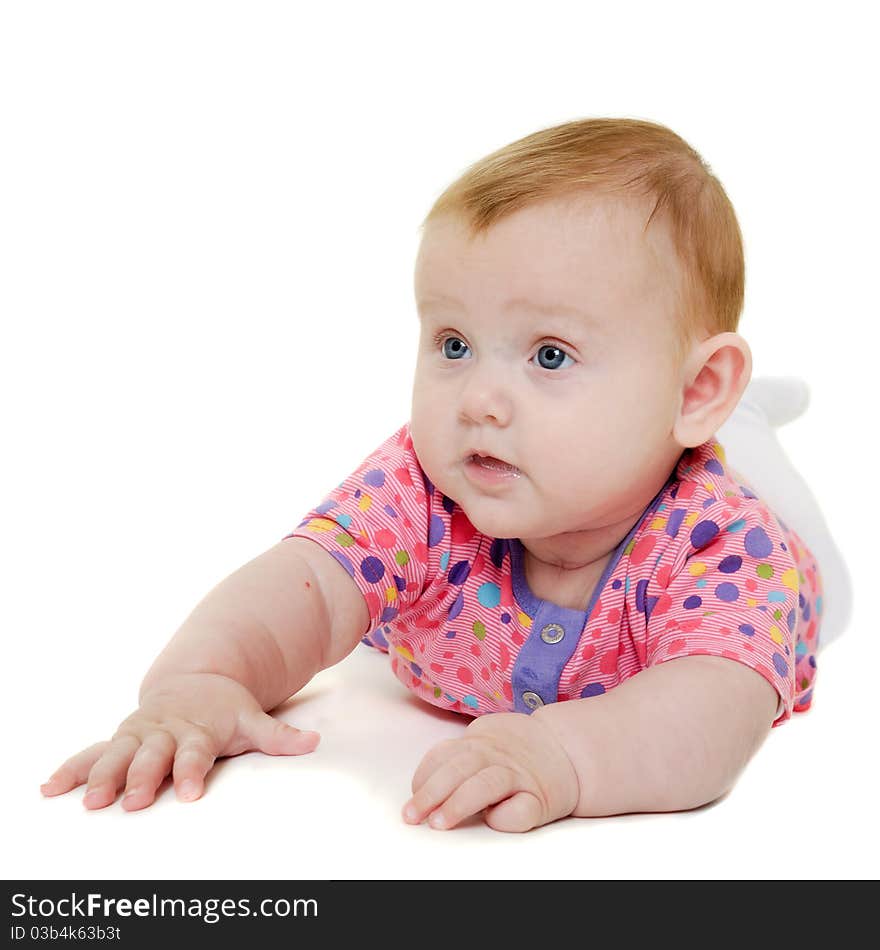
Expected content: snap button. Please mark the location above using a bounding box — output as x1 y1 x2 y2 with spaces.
540 622 565 644
522 690 544 709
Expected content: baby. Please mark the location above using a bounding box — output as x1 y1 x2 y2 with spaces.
42 117 830 832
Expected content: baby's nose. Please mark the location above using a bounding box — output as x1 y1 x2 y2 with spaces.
458 363 514 426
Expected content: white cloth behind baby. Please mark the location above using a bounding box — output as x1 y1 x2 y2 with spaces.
716 377 852 648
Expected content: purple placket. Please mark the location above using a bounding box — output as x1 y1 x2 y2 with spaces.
508 473 675 714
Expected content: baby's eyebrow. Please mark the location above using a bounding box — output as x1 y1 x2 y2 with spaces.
417 293 595 324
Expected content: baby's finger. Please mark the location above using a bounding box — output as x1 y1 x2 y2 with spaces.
409 738 466 795
171 732 218 803
83 736 142 809
483 790 544 833
41 742 110 797
424 764 517 830
403 748 485 824
241 709 321 757
121 731 177 811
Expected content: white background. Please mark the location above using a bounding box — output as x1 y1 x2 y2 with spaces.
2 0 877 880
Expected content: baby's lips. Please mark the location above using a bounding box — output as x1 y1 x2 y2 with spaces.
469 454 522 474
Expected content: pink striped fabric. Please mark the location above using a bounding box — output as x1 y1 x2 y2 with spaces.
285 423 821 726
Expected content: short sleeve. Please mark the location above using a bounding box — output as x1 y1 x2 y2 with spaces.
644 499 798 726
282 423 436 638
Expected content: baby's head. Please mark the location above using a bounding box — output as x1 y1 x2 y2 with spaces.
409 117 750 545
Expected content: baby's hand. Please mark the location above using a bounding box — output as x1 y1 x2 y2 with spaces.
402 711 579 833
40 673 320 811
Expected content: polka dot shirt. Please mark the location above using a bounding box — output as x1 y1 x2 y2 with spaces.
285 423 821 726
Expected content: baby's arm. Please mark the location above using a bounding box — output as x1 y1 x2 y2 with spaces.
535 655 778 817
42 538 368 810
138 538 368 708
404 655 777 831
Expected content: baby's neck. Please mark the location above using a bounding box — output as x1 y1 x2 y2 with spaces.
520 518 635 612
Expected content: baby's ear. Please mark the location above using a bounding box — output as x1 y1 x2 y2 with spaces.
673 332 752 448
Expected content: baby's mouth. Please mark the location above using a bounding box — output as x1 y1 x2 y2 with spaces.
468 454 521 475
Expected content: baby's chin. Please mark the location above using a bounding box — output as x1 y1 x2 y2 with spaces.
428 466 539 538
452 497 533 541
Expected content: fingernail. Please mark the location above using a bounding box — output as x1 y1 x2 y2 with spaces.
429 813 446 829
123 787 140 801
403 804 417 822
83 790 101 806
179 780 198 801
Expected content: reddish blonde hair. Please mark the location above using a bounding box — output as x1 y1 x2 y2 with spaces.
419 117 745 366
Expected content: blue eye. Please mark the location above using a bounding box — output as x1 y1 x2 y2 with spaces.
534 344 573 370
440 336 470 360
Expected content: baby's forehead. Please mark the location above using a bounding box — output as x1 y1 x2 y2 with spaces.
416 193 682 314
421 192 677 266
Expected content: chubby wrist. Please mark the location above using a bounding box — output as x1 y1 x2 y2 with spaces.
138 670 243 705
531 698 613 818
522 707 581 821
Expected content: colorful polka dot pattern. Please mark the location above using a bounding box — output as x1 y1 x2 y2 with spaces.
285 425 821 726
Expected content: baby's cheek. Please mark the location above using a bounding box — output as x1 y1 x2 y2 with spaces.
410 387 447 442
539 447 593 497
